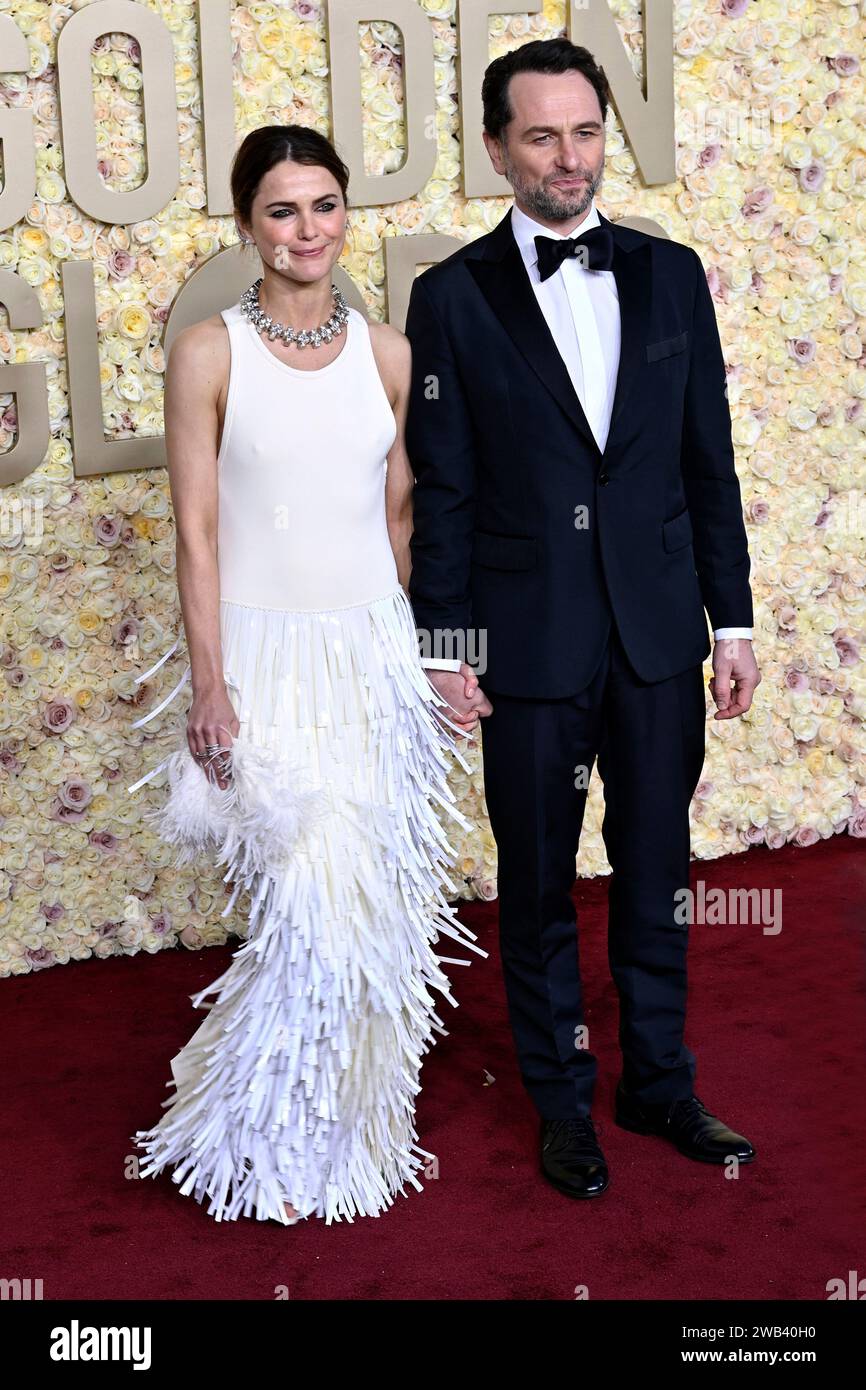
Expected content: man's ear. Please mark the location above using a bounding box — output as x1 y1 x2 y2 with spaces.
482 130 505 176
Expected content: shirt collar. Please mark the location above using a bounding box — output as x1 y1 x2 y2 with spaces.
511 198 602 275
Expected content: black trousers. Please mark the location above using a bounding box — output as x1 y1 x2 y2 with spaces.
479 617 707 1118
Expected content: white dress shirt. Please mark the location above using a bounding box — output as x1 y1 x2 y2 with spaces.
419 198 751 673
512 198 621 453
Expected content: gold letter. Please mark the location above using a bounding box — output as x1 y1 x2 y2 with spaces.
0 16 37 232
0 271 50 487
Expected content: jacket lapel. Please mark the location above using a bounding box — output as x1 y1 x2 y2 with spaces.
465 207 652 457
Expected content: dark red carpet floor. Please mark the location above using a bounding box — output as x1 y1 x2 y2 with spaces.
2 836 864 1300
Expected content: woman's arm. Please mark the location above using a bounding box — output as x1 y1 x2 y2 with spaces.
370 321 414 590
163 318 238 786
370 321 486 732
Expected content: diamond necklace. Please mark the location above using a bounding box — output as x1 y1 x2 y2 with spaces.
239 277 350 348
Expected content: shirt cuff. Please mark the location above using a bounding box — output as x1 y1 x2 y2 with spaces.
419 657 463 672
713 628 753 640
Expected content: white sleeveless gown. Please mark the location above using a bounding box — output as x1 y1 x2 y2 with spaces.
129 300 484 1225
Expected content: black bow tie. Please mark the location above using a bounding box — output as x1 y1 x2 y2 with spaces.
534 222 615 280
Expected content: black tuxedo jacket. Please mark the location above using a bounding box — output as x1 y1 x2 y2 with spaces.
404 207 753 698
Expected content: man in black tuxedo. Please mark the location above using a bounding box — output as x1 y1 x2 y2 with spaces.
404 38 762 1199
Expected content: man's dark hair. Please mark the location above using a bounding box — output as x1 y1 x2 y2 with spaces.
482 38 610 140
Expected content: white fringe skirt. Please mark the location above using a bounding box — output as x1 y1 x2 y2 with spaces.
128 585 486 1225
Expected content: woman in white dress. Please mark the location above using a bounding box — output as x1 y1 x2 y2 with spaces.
129 125 491 1226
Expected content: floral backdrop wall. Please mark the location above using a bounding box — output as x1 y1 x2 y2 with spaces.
0 0 864 977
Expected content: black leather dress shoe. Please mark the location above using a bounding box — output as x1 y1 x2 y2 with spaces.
615 1083 756 1164
540 1117 610 1198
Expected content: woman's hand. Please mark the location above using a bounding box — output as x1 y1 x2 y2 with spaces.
426 662 493 742
186 686 240 790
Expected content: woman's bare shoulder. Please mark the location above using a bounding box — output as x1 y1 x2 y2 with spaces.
367 320 410 396
368 319 409 357
167 313 230 373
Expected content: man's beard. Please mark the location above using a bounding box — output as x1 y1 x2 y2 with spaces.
502 150 604 222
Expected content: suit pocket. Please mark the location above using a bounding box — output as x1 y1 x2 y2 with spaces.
662 507 694 552
646 330 689 363
472 531 538 571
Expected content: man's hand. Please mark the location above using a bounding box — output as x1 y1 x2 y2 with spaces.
425 662 493 735
709 637 761 720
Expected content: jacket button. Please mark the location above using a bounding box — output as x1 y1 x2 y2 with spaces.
598 471 610 486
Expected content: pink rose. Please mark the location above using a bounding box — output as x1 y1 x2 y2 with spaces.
748 499 769 523
50 552 73 572
89 830 118 852
43 699 75 734
743 186 773 218
799 162 825 193
784 669 809 692
150 912 172 935
792 825 820 848
721 0 749 15
834 636 860 666
847 803 866 838
41 902 65 921
830 54 860 76
788 337 816 364
26 948 56 971
94 515 122 546
107 249 137 280
698 144 722 168
844 400 862 422
59 778 92 811
474 878 498 902
180 924 203 949
765 829 787 850
4 667 26 688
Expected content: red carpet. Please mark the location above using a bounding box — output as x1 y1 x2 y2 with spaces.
3 836 864 1300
